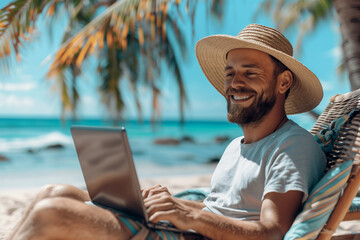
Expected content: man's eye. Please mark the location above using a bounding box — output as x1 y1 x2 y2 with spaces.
226 73 235 77
246 72 257 77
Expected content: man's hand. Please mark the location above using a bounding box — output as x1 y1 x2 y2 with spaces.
142 185 201 231
142 184 171 199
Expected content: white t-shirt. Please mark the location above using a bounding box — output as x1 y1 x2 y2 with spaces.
203 120 327 221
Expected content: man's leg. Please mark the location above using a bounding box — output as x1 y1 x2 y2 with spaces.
9 184 206 240
10 195 133 240
9 184 132 240
9 184 90 238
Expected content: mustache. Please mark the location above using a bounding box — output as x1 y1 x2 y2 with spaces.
225 87 255 95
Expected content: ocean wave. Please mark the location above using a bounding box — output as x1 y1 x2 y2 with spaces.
0 132 73 152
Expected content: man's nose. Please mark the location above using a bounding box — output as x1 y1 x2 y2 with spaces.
230 72 246 89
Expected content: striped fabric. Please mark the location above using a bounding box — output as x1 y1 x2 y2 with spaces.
115 213 186 240
112 210 207 240
284 160 352 240
314 108 359 154
173 188 210 201
107 208 207 240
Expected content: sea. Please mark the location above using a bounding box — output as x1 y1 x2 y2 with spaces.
0 115 315 191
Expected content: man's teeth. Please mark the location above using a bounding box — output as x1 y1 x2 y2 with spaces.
233 95 251 100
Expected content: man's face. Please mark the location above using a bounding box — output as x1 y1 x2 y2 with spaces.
224 48 278 125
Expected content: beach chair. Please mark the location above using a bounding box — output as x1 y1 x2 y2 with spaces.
310 89 360 240
284 89 360 240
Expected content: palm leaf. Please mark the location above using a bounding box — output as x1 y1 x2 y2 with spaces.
48 0 215 75
255 0 333 54
0 0 74 72
47 0 186 121
1 0 225 123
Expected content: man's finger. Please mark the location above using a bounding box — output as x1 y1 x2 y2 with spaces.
144 192 172 206
141 184 162 198
148 209 177 224
147 188 168 197
146 201 174 218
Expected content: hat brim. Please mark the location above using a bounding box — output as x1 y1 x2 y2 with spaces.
195 35 323 114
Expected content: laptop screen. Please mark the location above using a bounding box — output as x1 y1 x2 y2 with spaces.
70 126 147 220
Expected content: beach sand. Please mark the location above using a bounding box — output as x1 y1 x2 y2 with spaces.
1 174 359 239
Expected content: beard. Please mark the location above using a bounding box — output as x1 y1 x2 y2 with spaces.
226 88 277 125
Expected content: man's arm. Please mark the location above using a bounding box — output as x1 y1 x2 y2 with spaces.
144 189 303 240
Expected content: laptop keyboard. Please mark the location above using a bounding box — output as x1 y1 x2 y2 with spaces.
147 220 183 232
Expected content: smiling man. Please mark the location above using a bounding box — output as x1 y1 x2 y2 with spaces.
223 48 290 142
10 24 326 240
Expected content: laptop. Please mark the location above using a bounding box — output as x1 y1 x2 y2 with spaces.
70 125 191 233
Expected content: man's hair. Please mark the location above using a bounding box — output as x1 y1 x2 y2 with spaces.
270 55 292 99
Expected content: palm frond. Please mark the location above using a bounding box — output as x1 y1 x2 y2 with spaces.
209 0 224 19
53 62 81 119
161 27 187 122
47 0 188 122
0 0 72 72
253 0 272 21
98 45 124 119
1 0 225 123
45 0 86 43
47 0 137 77
255 0 333 54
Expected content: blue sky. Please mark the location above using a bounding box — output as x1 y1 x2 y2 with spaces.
0 0 350 121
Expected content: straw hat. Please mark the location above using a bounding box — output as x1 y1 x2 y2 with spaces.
195 24 323 114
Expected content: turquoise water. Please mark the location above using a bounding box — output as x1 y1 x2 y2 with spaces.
0 118 243 190
0 115 315 190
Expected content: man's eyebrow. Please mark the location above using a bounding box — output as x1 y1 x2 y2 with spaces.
224 64 261 71
224 65 233 71
242 64 260 68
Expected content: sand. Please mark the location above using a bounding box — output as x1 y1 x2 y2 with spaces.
1 174 359 239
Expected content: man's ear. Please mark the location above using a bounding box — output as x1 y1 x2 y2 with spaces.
278 70 293 94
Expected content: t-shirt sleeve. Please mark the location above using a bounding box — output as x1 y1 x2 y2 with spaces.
263 133 326 202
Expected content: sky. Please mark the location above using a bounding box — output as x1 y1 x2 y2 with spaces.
0 0 350 121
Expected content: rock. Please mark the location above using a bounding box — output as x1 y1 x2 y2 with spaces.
153 138 180 145
0 154 9 161
27 144 65 153
154 136 195 145
181 136 195 143
27 149 36 154
208 157 220 164
214 136 230 143
45 144 65 149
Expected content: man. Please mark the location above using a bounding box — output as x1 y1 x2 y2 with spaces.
10 24 326 240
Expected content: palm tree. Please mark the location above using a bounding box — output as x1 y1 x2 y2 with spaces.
255 0 360 90
0 0 224 123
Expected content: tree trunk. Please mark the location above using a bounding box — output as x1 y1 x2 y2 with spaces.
333 0 360 90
